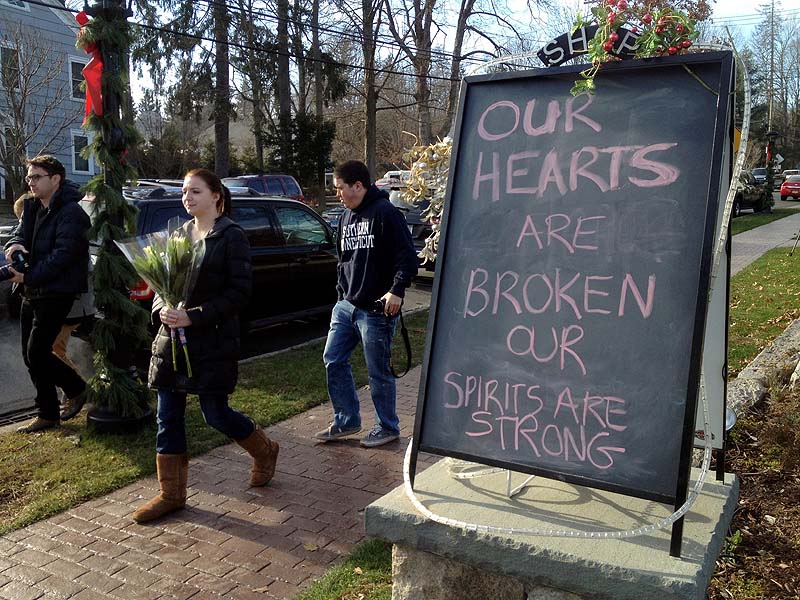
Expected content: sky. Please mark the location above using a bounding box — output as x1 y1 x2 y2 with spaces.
129 0 798 105
708 0 797 37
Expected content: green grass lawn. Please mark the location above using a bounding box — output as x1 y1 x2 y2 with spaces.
728 247 800 377
730 208 798 236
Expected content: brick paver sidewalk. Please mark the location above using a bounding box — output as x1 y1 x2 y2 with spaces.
0 367 432 600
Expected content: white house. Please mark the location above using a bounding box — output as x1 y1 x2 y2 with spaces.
0 0 95 201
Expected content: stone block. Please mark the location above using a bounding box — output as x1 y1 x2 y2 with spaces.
392 544 525 600
366 459 738 600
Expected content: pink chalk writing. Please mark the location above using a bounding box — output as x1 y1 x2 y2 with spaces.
463 267 656 320
515 213 606 252
476 93 602 142
443 371 627 470
506 324 587 376
473 143 680 201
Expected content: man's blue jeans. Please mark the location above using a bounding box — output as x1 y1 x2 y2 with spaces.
156 389 254 454
323 299 399 435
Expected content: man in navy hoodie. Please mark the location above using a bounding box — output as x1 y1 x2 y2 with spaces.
315 160 418 447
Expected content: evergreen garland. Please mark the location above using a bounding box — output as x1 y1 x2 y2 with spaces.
76 9 151 418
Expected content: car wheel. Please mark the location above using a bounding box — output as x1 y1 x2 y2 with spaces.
732 197 741 218
781 195 789 201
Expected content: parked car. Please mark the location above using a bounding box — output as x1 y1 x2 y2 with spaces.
780 175 800 201
81 190 338 332
733 170 768 217
751 167 768 186
322 205 344 229
780 169 800 186
222 174 306 204
375 170 412 193
0 221 16 249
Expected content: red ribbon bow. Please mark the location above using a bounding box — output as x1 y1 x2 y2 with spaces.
76 11 104 122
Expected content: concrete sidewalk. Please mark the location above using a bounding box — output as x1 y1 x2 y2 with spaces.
731 209 800 275
0 369 434 599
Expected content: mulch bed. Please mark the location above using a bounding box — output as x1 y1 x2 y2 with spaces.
708 385 800 599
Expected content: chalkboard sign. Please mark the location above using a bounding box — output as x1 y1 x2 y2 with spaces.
411 52 734 505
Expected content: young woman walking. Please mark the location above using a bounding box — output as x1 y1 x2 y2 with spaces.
133 168 278 523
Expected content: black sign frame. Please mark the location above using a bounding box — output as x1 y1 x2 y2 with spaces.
409 51 734 555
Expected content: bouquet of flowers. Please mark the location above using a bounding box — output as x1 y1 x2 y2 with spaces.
116 217 205 377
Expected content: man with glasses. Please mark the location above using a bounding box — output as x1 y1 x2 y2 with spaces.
5 155 91 433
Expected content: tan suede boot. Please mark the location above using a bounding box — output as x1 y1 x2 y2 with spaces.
236 426 279 486
132 453 188 523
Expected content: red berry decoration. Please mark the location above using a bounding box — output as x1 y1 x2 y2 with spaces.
658 17 666 25
603 41 614 52
617 0 628 9
631 25 639 33
682 39 692 48
656 45 664 54
608 11 617 23
668 46 678 55
676 24 684 33
642 13 653 24
610 32 619 41
655 25 664 34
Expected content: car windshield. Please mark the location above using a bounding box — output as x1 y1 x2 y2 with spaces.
787 175 800 183
223 178 248 187
752 168 767 176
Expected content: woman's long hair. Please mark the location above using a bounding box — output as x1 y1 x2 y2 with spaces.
185 168 232 217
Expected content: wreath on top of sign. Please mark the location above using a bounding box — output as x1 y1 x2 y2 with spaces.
540 0 712 95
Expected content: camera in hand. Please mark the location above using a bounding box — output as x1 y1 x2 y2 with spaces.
0 250 29 282
373 298 386 313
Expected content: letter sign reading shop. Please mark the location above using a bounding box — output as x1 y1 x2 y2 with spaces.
410 53 734 504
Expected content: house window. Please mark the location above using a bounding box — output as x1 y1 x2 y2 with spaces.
0 0 30 10
70 59 88 101
0 45 20 90
72 131 92 174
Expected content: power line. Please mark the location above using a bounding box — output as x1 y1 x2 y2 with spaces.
191 0 480 66
17 0 467 83
14 0 800 93
710 8 800 25
132 20 461 82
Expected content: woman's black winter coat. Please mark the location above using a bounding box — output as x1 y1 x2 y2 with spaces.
148 217 251 394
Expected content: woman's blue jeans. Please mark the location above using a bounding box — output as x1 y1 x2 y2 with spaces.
156 389 254 454
323 299 399 435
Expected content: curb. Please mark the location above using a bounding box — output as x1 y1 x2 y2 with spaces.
728 318 800 417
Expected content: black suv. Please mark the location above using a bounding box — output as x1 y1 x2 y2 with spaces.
222 174 306 204
82 191 338 331
733 171 768 217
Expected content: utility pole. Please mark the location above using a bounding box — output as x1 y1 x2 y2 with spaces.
768 0 775 135
78 0 152 427
312 0 325 212
86 0 129 188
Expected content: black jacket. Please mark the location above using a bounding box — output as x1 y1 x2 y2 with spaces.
337 185 418 309
5 180 90 298
148 217 252 394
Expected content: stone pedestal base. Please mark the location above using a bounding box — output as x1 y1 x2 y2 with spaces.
392 543 581 600
366 459 738 600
